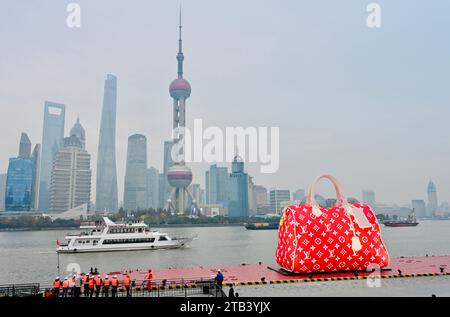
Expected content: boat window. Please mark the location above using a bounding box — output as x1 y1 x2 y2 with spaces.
103 238 156 245
158 236 168 241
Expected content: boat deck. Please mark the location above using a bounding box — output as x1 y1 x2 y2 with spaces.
106 255 450 287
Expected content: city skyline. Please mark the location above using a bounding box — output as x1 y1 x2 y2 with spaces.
1 1 450 206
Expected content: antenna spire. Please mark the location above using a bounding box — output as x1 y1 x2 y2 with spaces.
177 4 184 78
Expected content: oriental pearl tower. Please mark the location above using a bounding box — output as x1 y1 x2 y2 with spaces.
165 9 197 215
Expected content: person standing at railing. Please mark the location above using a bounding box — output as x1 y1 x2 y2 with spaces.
74 274 82 297
94 274 102 297
145 269 154 292
215 269 224 290
82 273 88 296
228 286 235 298
111 275 119 298
69 275 76 297
62 277 69 297
53 277 61 297
88 274 95 297
123 274 131 297
103 275 110 297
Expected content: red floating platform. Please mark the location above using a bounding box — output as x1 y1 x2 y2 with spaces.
104 255 450 287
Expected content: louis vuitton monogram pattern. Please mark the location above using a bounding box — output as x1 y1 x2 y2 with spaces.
276 203 389 273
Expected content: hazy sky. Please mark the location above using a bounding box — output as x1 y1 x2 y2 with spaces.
1 0 449 206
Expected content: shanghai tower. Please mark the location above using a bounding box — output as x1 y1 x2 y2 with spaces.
95 74 118 212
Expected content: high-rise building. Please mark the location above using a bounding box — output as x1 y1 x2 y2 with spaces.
5 133 40 212
165 11 196 214
5 158 33 212
96 74 118 212
427 181 438 218
146 167 159 210
412 199 427 218
49 135 91 212
123 134 148 212
293 189 305 202
254 185 270 214
70 117 86 149
270 189 291 214
158 172 165 209
31 144 41 210
228 156 249 218
205 165 230 206
19 133 31 159
0 174 6 212
159 140 174 208
362 189 376 208
248 176 257 216
255 185 268 205
39 101 65 211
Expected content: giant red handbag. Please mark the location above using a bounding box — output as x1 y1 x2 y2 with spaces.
276 174 389 273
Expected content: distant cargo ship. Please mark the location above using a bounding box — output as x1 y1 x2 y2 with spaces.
383 211 419 227
245 223 279 230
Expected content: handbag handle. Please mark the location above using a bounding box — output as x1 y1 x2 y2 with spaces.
306 174 348 207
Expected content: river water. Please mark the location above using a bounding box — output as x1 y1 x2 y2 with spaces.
0 220 449 295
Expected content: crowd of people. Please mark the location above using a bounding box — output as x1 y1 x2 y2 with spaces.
49 268 154 298
49 268 234 298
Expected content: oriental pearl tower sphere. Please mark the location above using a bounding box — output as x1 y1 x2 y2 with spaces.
166 10 197 215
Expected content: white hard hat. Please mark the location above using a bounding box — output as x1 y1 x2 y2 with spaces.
56 276 60 280
217 269 221 272
114 275 117 278
65 277 68 280
105 275 109 278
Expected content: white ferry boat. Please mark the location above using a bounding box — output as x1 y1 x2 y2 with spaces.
57 217 193 253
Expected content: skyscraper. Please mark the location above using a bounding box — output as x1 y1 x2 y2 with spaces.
49 135 92 212
6 133 39 212
228 156 249 218
0 174 6 212
70 117 86 149
96 74 118 212
159 140 174 208
270 189 291 214
165 10 195 214
31 144 41 210
123 134 148 212
293 189 305 202
248 176 257 216
362 189 376 208
5 158 33 212
205 165 230 206
19 133 31 159
147 167 159 210
412 199 427 218
158 172 165 209
427 180 438 218
39 101 65 211
254 185 270 214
